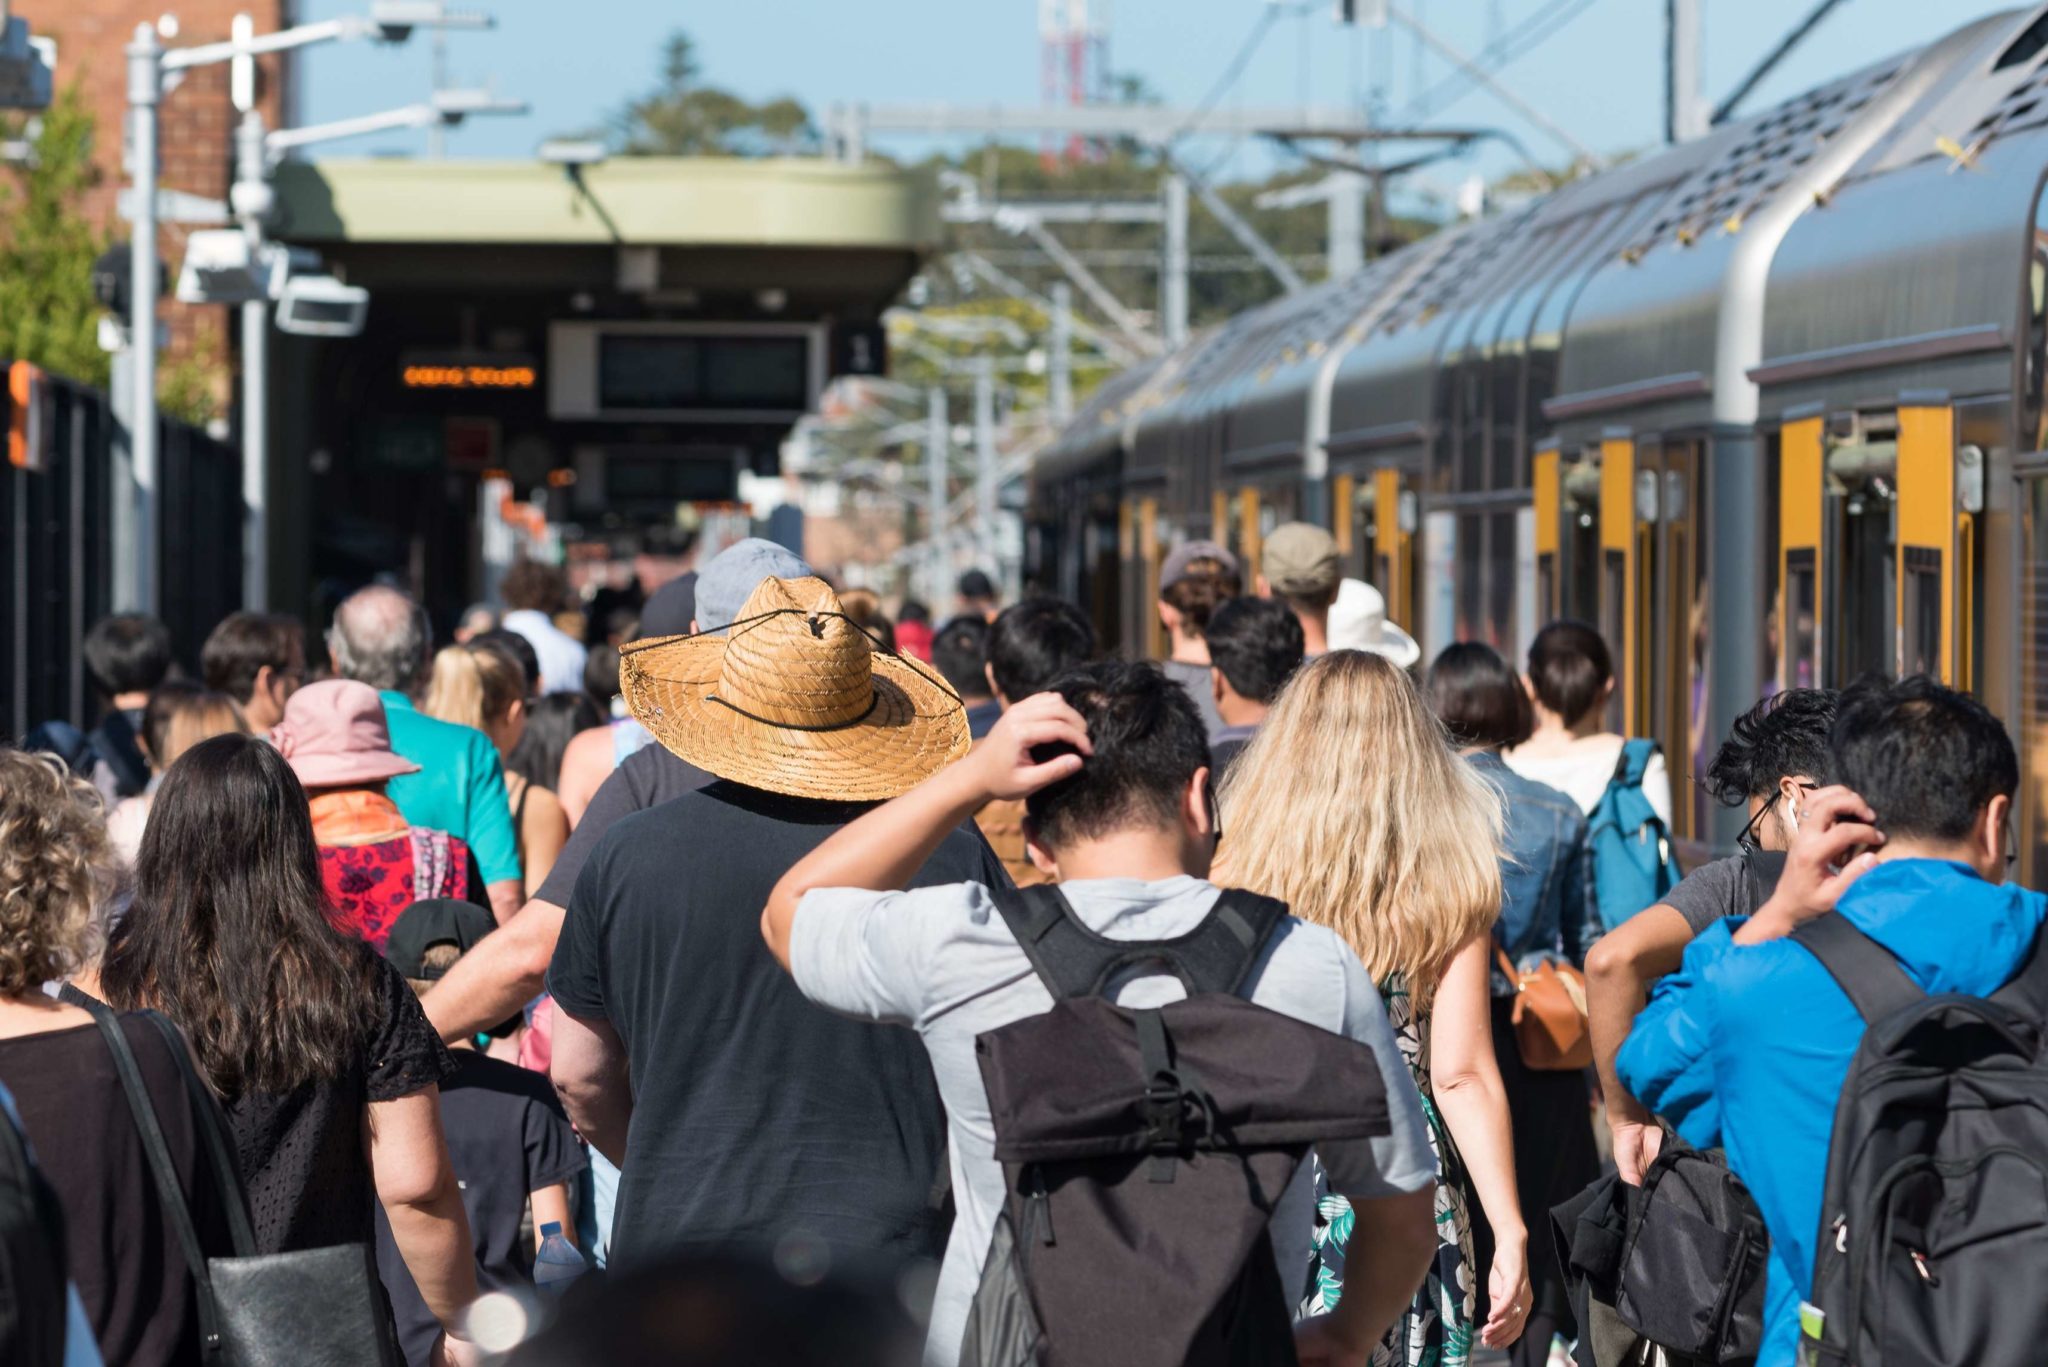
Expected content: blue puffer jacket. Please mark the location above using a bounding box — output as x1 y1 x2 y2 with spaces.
1467 751 1596 989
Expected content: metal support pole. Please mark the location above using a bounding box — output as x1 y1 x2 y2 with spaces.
109 345 137 609
127 23 161 614
1667 0 1706 142
236 108 269 609
974 357 999 579
1161 169 1189 350
926 386 948 608
1327 170 1367 281
1049 282 1074 426
1705 425 1762 850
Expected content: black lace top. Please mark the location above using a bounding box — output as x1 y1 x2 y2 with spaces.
223 950 456 1253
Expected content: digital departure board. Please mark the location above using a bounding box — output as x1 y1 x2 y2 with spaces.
596 334 810 412
548 323 823 421
401 355 538 391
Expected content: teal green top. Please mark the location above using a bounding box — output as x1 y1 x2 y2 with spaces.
378 691 520 887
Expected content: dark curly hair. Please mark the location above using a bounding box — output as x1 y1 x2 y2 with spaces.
1701 687 1839 808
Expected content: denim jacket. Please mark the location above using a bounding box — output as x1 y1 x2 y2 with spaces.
1466 751 1597 994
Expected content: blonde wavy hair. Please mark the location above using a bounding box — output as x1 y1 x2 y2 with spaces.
423 642 526 733
0 749 114 996
1215 650 1504 1015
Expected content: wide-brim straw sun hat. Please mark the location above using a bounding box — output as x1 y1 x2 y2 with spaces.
619 575 970 801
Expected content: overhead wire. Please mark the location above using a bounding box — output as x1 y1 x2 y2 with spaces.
1400 0 1600 120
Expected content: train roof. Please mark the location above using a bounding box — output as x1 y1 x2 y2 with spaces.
1037 5 2048 492
1755 9 2048 419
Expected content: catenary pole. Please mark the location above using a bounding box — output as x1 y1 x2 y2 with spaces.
1049 282 1074 425
974 357 999 580
926 386 948 609
127 23 161 613
1161 169 1189 349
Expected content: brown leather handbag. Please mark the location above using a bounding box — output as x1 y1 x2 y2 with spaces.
1496 946 1594 1071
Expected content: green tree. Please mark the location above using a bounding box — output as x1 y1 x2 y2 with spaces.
0 85 110 388
610 34 815 156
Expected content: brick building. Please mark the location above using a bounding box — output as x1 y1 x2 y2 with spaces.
20 1 293 407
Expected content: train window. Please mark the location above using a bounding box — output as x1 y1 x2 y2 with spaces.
1901 546 1943 677
1834 489 1895 685
1785 549 1819 689
1516 505 1538 664
1762 435 1783 693
2029 184 2048 450
1485 511 1516 651
2020 478 2048 885
1600 548 1627 731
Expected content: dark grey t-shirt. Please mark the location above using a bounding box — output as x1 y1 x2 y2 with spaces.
1160 659 1227 743
1661 852 1783 934
534 743 715 906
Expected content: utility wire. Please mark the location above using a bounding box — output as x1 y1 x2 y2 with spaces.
1402 0 1599 120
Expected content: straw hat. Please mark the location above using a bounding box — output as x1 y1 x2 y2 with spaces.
620 576 970 801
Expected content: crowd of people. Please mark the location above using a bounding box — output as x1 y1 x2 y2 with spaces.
1 520 2042 1367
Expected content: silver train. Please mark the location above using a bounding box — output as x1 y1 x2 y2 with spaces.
1029 5 2048 867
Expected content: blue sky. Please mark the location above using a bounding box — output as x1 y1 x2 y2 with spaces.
296 0 2012 194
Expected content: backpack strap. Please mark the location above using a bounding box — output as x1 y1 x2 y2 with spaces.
987 883 1289 1000
1612 738 1658 788
1790 914 1923 1024
1989 919 2048 1020
87 1004 226 1357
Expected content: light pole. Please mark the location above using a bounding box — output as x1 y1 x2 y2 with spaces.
126 3 496 613
231 92 523 609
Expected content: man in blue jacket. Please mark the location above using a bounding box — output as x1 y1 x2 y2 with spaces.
1617 676 2046 1366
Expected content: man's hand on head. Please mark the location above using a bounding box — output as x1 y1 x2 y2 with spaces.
1735 785 1882 945
963 692 1092 803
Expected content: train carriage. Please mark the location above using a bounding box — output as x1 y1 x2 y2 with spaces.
1029 5 2048 871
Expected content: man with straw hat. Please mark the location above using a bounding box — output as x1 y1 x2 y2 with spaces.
545 573 1008 1272
422 539 809 1266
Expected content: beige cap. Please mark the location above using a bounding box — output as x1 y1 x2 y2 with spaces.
1260 522 1341 596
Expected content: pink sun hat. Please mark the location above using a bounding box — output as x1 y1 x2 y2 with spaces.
270 679 421 788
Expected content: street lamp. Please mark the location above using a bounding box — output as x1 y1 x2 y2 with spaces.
124 3 502 614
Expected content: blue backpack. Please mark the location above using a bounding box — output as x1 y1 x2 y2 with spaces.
1586 738 1682 931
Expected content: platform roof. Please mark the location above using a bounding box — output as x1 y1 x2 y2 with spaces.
272 156 941 250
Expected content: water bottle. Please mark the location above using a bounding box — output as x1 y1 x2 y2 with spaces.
533 1221 589 1294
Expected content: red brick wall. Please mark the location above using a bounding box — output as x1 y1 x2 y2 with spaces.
19 1 291 397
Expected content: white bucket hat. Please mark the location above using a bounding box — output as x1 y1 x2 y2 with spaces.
1327 578 1421 669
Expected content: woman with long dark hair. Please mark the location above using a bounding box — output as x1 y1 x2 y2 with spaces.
101 734 480 1363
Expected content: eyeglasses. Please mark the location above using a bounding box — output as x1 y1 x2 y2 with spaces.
1737 780 1818 855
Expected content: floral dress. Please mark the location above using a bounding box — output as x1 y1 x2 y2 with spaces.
1299 973 1477 1367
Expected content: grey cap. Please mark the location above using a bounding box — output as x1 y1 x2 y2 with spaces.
694 539 815 633
1160 540 1239 592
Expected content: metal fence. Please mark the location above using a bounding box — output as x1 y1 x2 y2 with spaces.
3 365 241 740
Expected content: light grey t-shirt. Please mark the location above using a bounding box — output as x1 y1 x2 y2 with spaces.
1161 659 1228 743
790 875 1439 1367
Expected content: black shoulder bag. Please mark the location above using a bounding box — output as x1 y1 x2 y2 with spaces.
89 1003 400 1367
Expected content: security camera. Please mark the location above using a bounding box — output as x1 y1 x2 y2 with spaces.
276 275 369 338
176 230 285 305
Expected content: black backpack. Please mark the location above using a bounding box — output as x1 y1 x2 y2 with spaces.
1792 913 2048 1366
0 1092 70 1367
959 885 1393 1367
1614 1135 1768 1364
